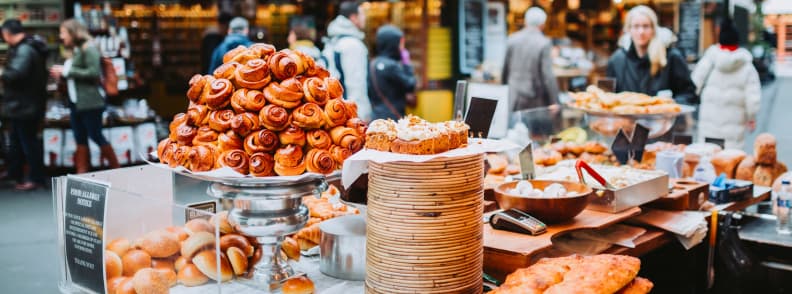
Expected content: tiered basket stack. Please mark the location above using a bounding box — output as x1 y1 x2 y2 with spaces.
365 153 484 294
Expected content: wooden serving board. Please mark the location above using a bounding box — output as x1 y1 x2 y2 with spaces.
646 179 709 210
483 206 642 279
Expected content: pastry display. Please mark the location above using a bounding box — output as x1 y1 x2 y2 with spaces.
365 115 470 155
488 254 652 294
291 184 359 250
158 43 366 176
569 85 682 115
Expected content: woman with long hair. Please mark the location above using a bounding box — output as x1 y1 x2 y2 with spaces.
50 19 119 173
606 6 696 104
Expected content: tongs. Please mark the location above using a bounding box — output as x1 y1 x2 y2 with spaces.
575 159 617 190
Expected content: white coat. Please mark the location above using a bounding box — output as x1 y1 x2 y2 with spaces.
322 16 372 121
692 45 761 150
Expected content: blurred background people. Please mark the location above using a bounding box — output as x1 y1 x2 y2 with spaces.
323 1 372 121
208 16 252 73
50 19 119 174
502 7 559 112
693 18 761 149
201 12 233 74
0 19 48 190
368 25 416 120
606 5 696 104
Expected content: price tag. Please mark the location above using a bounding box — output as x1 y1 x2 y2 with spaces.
519 143 535 180
612 129 631 165
705 137 725 149
610 123 649 164
453 80 468 121
672 133 693 145
64 176 109 294
186 201 217 222
464 97 498 138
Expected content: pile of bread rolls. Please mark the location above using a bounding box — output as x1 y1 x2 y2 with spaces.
158 43 366 176
732 133 788 186
104 212 315 294
282 185 359 252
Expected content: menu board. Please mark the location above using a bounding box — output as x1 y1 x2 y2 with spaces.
678 0 701 60
458 0 486 74
64 176 109 294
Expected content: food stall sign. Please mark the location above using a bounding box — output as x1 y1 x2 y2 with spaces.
464 97 498 138
678 0 701 61
458 0 487 74
63 176 110 294
185 201 217 222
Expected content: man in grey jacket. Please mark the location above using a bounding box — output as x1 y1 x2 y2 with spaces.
502 7 559 112
322 1 372 121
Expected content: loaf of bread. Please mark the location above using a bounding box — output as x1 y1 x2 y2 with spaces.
735 156 756 181
711 149 747 178
754 133 777 165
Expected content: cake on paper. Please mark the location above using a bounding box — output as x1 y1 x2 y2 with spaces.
365 115 470 155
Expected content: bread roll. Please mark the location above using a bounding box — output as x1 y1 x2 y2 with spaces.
282 276 315 294
121 249 151 277
184 218 214 236
735 156 757 181
151 258 174 272
209 211 235 235
219 233 254 257
154 268 177 287
181 231 215 259
264 78 303 109
132 268 169 294
711 149 747 178
115 277 136 294
106 276 128 294
107 238 131 257
754 165 775 187
754 133 777 165
174 256 188 273
177 263 209 287
140 230 180 258
164 226 189 241
227 247 248 276
105 250 123 279
192 250 234 282
282 237 300 261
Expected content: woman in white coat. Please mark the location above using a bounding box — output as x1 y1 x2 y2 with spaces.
692 19 761 150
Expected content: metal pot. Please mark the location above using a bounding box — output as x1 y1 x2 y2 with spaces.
319 214 366 281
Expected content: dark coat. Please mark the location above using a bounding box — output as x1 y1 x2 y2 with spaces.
1 36 48 119
606 44 697 104
367 26 416 120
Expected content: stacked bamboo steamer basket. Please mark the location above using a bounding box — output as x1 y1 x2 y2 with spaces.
366 153 484 294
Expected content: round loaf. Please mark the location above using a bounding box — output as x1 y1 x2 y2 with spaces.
151 258 174 272
219 233 254 257
227 247 248 276
107 238 131 257
192 249 234 282
181 231 215 259
132 268 169 294
115 277 136 294
177 263 209 287
106 276 128 294
184 218 215 236
105 250 123 279
140 230 180 258
282 276 315 294
121 249 151 277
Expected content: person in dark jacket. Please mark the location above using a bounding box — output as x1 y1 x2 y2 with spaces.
367 25 417 120
201 12 232 74
606 5 696 104
51 19 120 174
1 19 48 190
208 17 253 73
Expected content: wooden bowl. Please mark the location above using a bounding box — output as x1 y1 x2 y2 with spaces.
494 180 592 223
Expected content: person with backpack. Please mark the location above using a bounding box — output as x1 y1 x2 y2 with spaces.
0 19 48 190
50 19 119 173
322 1 372 121
692 18 761 149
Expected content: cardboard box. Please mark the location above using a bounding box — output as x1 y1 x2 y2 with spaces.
134 123 157 163
43 128 63 167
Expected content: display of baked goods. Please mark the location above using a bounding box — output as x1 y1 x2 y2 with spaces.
568 85 682 115
158 43 366 176
289 184 360 251
365 115 470 155
488 254 652 294
538 163 665 190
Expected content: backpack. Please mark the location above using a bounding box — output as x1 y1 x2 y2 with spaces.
100 57 119 97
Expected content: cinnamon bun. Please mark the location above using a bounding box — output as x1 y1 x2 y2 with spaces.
169 113 188 141
187 75 212 104
323 99 348 128
244 129 279 155
288 49 317 76
192 126 219 146
176 124 198 146
223 46 258 64
234 59 271 90
213 62 240 80
249 152 275 177
342 100 358 119
263 78 304 109
330 126 363 153
268 51 299 81
230 112 260 137
248 43 276 59
204 78 234 110
305 148 336 174
329 145 352 166
346 118 367 136
259 104 291 131
207 110 235 133
307 130 332 150
230 89 266 114
274 145 306 176
325 77 344 100
279 124 307 146
186 103 210 126
302 77 329 106
292 103 325 129
171 145 192 168
217 131 243 152
157 138 179 165
216 149 249 175
188 144 217 172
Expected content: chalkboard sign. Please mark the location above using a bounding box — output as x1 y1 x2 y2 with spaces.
678 0 701 60
458 0 486 74
186 201 217 222
64 176 109 294
464 97 498 138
